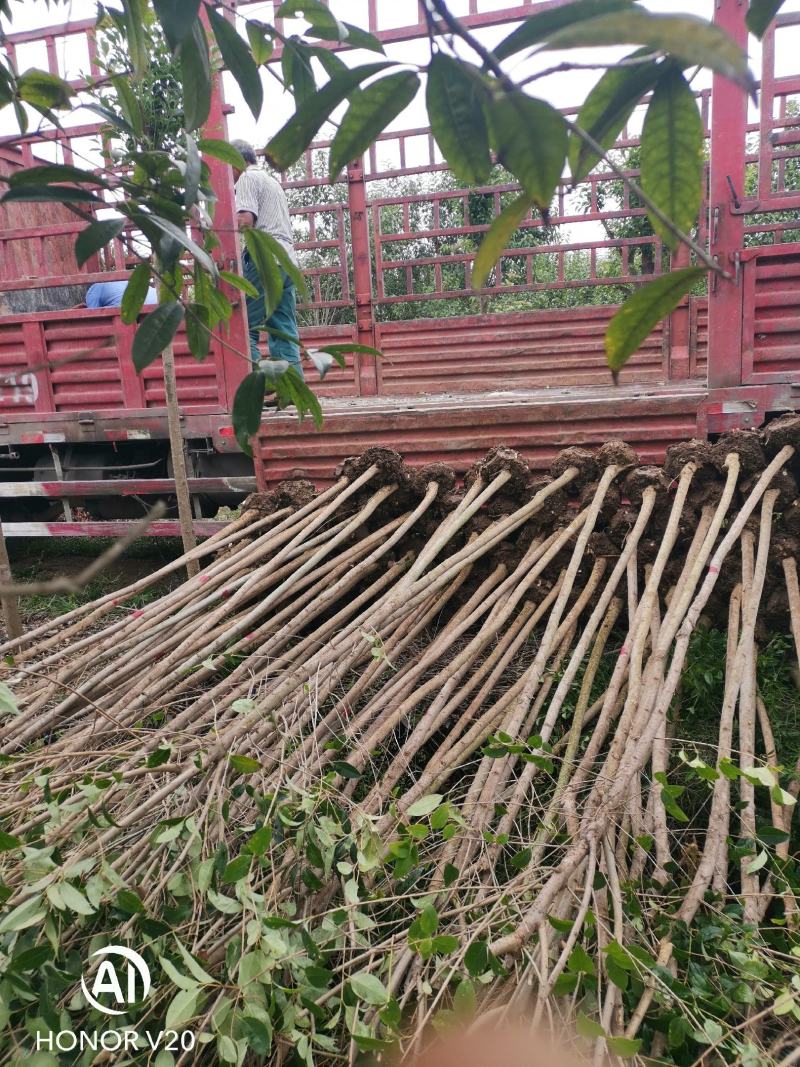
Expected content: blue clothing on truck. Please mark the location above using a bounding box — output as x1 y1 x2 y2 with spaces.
86 280 158 308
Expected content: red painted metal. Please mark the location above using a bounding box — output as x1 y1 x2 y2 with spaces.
252 383 707 488
2 0 800 525
0 520 228 537
0 478 255 498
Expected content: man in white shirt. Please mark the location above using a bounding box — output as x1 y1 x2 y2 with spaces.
231 140 303 379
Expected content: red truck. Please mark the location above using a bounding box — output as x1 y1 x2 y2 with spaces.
1 0 798 536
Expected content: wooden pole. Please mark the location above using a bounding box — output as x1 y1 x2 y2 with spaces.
0 520 22 641
163 342 199 578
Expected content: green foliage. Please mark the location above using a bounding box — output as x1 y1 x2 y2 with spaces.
747 0 787 38
605 266 708 373
329 71 420 180
488 92 567 211
569 52 665 183
426 54 492 186
131 301 184 370
96 12 183 153
640 67 705 249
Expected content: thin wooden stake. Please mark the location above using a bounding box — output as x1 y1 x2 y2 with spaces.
0 519 22 641
162 342 199 578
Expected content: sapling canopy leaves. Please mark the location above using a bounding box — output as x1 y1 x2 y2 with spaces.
207 4 264 120
329 71 419 180
426 54 492 186
74 217 125 267
747 0 787 38
131 301 185 372
605 267 707 374
640 67 704 249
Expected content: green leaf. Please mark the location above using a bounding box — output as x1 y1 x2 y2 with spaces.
349 971 389 1005
8 945 52 972
122 0 149 79
220 269 259 298
432 934 460 955
495 0 635 61
453 978 476 1016
605 266 707 374
488 92 567 210
121 263 153 324
0 895 45 933
510 846 532 870
198 138 247 170
464 939 489 977
83 101 136 137
307 351 335 379
472 193 533 290
186 303 211 360
319 342 381 358
1 185 101 205
243 229 283 315
132 302 185 372
406 794 443 818
245 228 309 300
185 133 201 210
416 904 439 937
232 372 266 455
426 54 491 185
606 957 629 989
756 823 790 845
111 73 144 137
744 765 777 787
266 62 394 169
59 882 95 916
144 214 218 278
747 0 786 38
159 955 198 992
329 71 419 179
281 40 317 106
246 825 272 855
0 831 22 851
331 760 361 780
640 67 704 250
576 1013 605 1039
241 1014 272 1055
165 987 200 1029
745 849 769 874
569 53 665 182
568 944 596 975
545 10 756 94
116 888 146 914
222 854 252 883
229 753 262 774
341 23 385 54
75 218 125 268
8 163 109 188
179 20 212 132
153 0 201 50
277 0 347 43
16 68 73 111
207 6 263 120
0 682 19 717
607 1037 642 1058
246 21 274 65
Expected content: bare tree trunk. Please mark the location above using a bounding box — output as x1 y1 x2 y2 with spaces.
0 521 22 641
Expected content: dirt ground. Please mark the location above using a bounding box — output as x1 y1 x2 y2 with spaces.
0 537 184 638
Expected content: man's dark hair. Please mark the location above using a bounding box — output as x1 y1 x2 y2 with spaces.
231 139 257 166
